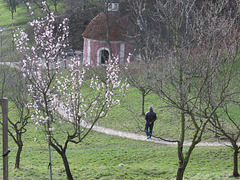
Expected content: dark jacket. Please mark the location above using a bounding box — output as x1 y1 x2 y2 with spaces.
145 110 157 125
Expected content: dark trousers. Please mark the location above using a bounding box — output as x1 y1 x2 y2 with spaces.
145 123 153 137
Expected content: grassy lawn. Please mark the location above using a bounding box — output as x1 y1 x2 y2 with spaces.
0 0 33 61
0 99 237 179
97 87 219 142
1 68 238 179
0 0 66 61
0 1 31 27
0 127 237 180
1 64 239 179
0 1 239 178
0 0 66 27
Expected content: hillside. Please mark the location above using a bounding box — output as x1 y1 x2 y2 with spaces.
0 1 240 179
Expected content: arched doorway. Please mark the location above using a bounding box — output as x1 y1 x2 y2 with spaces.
99 49 109 65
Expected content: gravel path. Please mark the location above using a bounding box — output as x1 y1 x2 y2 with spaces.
1 61 231 147
90 124 231 147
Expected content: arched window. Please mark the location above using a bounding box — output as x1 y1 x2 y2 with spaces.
100 49 109 64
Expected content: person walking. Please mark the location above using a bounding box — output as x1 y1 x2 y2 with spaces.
145 106 157 139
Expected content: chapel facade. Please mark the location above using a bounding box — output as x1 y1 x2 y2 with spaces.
82 0 135 66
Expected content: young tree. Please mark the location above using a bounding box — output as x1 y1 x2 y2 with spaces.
123 61 151 115
212 104 240 177
208 70 240 177
7 69 30 169
0 64 31 169
128 0 240 179
32 0 62 13
15 12 127 180
4 0 19 19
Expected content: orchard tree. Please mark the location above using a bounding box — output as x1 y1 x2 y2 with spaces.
15 12 127 180
3 0 61 18
128 0 240 179
32 0 62 13
208 72 240 177
212 104 240 177
1 65 31 169
49 0 60 12
123 61 151 115
4 0 19 19
6 68 31 169
0 64 31 169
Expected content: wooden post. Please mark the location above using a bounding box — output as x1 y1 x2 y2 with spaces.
0 28 3 59
1 97 8 180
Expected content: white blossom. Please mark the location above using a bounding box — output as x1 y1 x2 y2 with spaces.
15 12 128 141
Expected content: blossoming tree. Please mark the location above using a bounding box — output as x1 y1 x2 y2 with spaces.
15 13 128 180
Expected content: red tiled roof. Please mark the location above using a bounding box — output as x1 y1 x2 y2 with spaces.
82 12 129 41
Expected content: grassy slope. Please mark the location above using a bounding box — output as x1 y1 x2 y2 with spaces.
0 125 236 180
0 1 35 61
0 0 65 27
97 87 217 141
0 1 239 179
0 95 238 179
0 0 66 61
0 1 31 27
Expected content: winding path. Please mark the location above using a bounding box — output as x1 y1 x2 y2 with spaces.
1 61 232 147
89 124 232 147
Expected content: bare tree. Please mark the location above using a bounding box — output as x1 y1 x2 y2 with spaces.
4 0 19 19
212 104 240 177
0 64 31 169
128 0 240 179
29 0 63 13
123 61 151 115
208 70 240 177
7 69 30 169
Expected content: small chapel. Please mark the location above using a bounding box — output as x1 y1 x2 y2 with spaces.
82 0 135 66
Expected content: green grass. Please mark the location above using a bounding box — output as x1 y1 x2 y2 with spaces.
0 0 66 27
97 87 218 141
0 1 240 178
0 125 238 180
0 1 31 27
0 0 34 62
1 66 240 179
0 0 67 61
0 100 238 179
0 97 238 179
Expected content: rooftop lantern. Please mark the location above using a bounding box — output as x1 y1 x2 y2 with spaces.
107 0 119 12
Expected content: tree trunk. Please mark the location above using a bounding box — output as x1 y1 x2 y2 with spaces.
212 108 218 138
233 148 239 177
176 161 188 180
54 4 57 12
176 112 186 180
61 152 73 180
15 143 23 169
142 90 145 115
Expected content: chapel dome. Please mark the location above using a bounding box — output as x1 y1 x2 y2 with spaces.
82 11 130 41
